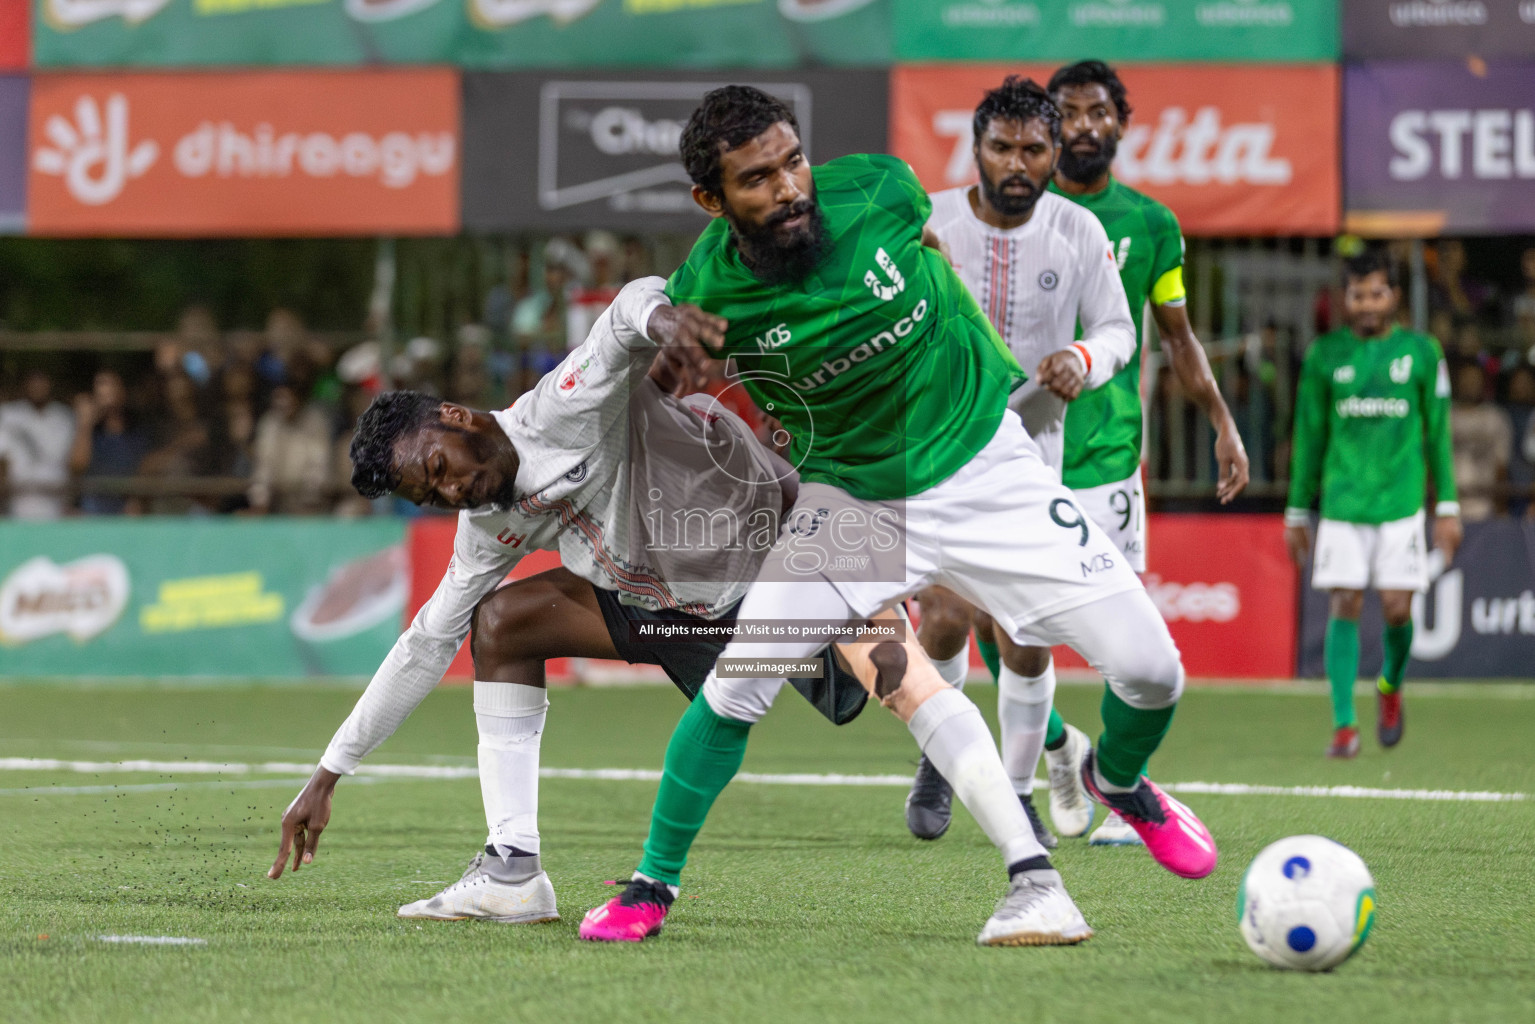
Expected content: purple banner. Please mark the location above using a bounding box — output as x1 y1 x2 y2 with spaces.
1345 61 1535 234
1344 1 1535 59
0 75 25 233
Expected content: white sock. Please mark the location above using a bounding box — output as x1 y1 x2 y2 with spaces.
475 680 548 860
908 688 1046 868
998 661 1056 796
931 639 970 691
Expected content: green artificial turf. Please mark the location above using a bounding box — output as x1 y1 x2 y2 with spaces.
1 679 1532 1024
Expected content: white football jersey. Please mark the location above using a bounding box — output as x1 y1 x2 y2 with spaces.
926 187 1134 470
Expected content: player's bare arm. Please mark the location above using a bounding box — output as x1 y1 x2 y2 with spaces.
1285 522 1312 568
1433 515 1462 566
1152 301 1250 503
646 302 727 398
269 766 338 878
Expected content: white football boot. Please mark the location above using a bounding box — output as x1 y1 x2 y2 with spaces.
1088 810 1144 846
397 852 560 923
977 870 1093 947
1044 722 1095 838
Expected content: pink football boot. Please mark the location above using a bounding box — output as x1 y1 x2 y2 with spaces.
1081 750 1217 880
579 878 674 942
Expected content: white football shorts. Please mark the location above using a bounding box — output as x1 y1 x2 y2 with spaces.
1311 510 1428 593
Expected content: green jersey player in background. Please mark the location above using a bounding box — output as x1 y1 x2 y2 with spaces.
580 86 1219 949
1285 248 1461 758
1022 61 1251 846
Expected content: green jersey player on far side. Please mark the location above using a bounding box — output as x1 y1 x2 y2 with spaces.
1026 61 1251 847
1285 248 1461 758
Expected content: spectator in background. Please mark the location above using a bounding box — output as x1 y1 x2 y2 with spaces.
1512 247 1535 351
0 369 75 519
621 235 653 283
1429 239 1492 331
513 239 578 392
257 308 307 387
332 384 376 518
70 369 149 515
248 383 333 516
1450 361 1512 522
139 371 214 513
173 304 221 387
566 230 624 349
1508 365 1535 519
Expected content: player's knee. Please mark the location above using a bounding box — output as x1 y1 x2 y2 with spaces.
470 586 534 674
701 673 774 724
1000 644 1051 678
1381 592 1414 626
1106 637 1185 711
1329 589 1364 621
917 596 971 658
997 657 1055 705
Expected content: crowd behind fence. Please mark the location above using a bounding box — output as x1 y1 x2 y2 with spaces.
3 236 1534 522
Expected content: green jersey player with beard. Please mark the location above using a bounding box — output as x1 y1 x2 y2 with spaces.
580 86 1218 950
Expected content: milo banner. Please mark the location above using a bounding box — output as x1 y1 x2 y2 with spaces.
1344 61 1535 235
0 519 408 677
892 0 1337 62
462 69 888 232
1344 0 1535 59
33 0 890 69
1299 519 1535 680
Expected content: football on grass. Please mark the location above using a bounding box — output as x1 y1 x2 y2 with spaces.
1238 835 1376 971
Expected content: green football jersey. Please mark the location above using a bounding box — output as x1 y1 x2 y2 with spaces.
666 153 1024 501
1286 326 1457 524
1049 177 1186 489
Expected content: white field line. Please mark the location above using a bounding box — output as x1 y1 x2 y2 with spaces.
0 757 1526 804
94 935 206 946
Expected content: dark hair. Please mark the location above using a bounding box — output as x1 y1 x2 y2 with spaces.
680 85 800 196
1047 60 1133 124
348 390 444 499
1343 247 1400 289
972 76 1061 146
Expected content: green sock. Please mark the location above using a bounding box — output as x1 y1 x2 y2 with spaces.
1044 706 1066 749
636 696 752 886
1380 620 1413 695
1095 689 1176 788
1325 617 1360 728
975 635 1002 683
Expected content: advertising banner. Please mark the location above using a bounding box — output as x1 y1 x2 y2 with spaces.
891 64 1340 236
0 519 408 677
34 0 890 69
0 75 25 233
26 70 460 237
0 0 27 70
1344 61 1535 236
1299 519 1535 679
1343 0 1535 59
462 69 888 233
893 0 1337 62
1049 514 1296 680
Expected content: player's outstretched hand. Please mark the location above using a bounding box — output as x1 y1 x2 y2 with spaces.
1037 349 1087 401
647 303 728 397
1215 427 1251 504
1284 524 1312 568
268 766 339 879
1433 515 1463 567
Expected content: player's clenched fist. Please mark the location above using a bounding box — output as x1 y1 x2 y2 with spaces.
1037 348 1088 401
646 303 728 398
268 766 339 879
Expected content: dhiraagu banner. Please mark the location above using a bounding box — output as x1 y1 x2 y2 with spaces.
0 518 408 677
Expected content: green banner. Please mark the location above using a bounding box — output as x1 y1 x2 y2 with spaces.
892 0 1337 62
0 518 407 677
34 0 891 68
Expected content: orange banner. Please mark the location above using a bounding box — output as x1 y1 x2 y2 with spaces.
28 70 460 236
891 64 1340 237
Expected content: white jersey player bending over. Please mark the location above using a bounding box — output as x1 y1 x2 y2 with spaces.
905 77 1136 847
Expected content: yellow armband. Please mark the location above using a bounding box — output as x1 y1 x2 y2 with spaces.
1150 266 1186 307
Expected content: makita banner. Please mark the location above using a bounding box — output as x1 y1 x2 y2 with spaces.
462 70 888 232
1344 61 1535 235
893 0 1338 61
1299 519 1535 679
1344 0 1535 59
0 76 25 233
26 70 460 236
1049 514 1296 680
33 0 890 69
890 64 1339 236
